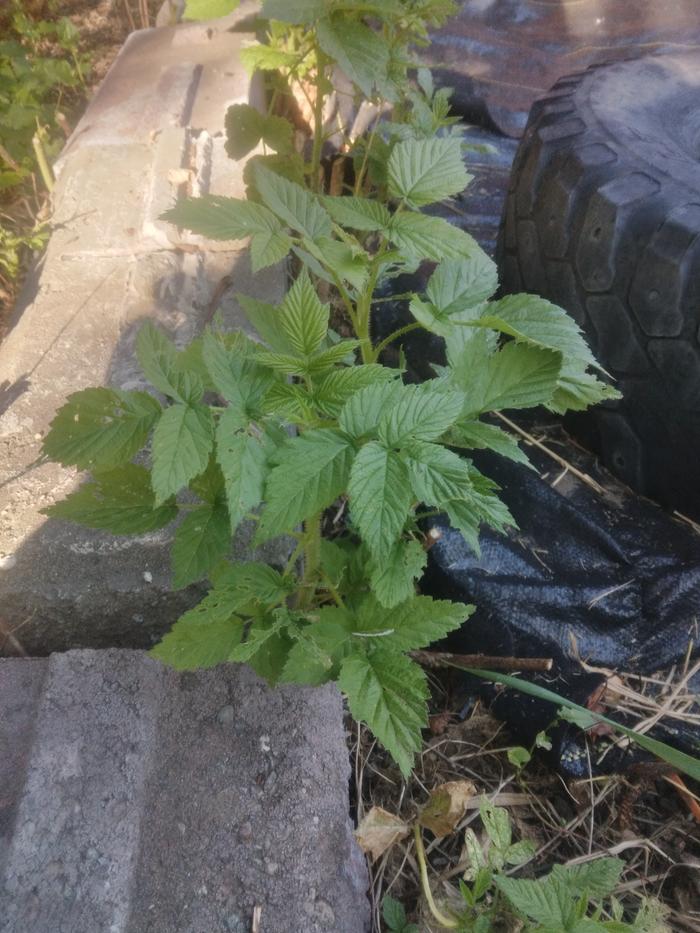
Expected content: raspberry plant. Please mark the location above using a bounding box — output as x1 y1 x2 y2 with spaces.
40 0 618 776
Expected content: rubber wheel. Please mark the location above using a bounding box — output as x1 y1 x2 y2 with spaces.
498 52 700 519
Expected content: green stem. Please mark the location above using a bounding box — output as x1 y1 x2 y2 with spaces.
32 125 54 193
310 45 326 193
413 823 459 929
300 512 322 609
372 321 422 359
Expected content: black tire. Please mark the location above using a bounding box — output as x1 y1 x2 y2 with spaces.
498 52 700 519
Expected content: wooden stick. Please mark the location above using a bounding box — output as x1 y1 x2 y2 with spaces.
495 412 605 495
411 649 553 673
122 0 137 32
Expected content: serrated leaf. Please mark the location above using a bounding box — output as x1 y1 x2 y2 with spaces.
322 195 391 231
382 895 412 933
240 43 300 73
238 294 295 354
150 615 243 670
261 382 315 424
280 606 353 685
250 229 293 272
553 859 623 898
202 331 273 415
389 211 482 262
151 402 215 504
409 294 484 340
312 365 397 417
549 365 621 414
378 382 464 446
308 236 369 291
43 464 177 534
451 340 562 415
447 421 531 467
494 873 574 929
339 381 405 438
340 649 429 777
279 270 329 357
348 442 412 557
355 594 471 651
137 322 187 400
368 538 426 608
481 802 512 852
172 500 230 588
426 255 498 313
479 293 598 369
162 195 281 241
216 418 267 532
254 163 331 240
403 439 473 504
317 13 389 98
305 339 359 374
42 388 161 470
388 137 470 207
225 103 292 160
261 0 326 22
258 429 355 539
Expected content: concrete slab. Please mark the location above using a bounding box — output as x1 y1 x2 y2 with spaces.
0 652 369 933
0 12 288 654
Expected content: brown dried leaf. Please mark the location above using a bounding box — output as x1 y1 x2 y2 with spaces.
419 780 477 838
354 806 411 861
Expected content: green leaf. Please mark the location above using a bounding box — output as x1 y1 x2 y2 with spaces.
43 464 177 534
312 365 397 417
250 229 293 272
348 441 412 557
481 802 512 852
258 429 355 539
479 293 598 369
389 212 482 262
355 594 471 651
339 380 405 438
137 322 187 400
452 341 562 415
208 562 291 613
305 340 359 374
339 649 429 777
216 417 267 532
151 402 215 504
150 614 243 670
183 0 239 20
202 331 273 416
308 237 370 291
448 421 531 467
261 0 326 22
42 387 161 470
368 538 427 608
549 365 621 414
377 382 464 446
161 195 282 241
317 14 389 98
507 746 531 768
403 439 473 504
172 499 230 588
426 256 498 313
238 295 295 354
281 607 353 686
261 382 315 424
254 163 332 240
494 873 573 929
240 44 300 72
409 294 484 340
387 137 471 207
279 269 329 357
467 668 700 782
554 859 623 899
322 196 391 231
224 103 293 160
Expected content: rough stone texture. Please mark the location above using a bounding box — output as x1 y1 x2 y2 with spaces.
0 6 288 654
0 651 370 933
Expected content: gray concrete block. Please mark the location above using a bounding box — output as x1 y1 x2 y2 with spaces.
0 652 370 933
0 15 288 654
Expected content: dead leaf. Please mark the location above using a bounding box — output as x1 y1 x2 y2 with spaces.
419 781 477 838
354 806 410 861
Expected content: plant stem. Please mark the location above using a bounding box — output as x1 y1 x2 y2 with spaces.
413 823 459 929
300 512 322 608
32 126 54 193
310 45 326 193
372 321 422 360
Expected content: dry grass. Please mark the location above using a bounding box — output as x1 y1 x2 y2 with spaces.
349 662 700 932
